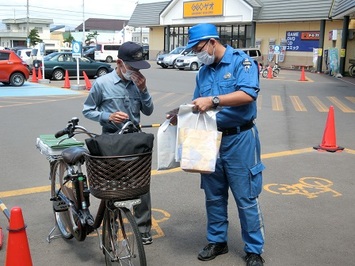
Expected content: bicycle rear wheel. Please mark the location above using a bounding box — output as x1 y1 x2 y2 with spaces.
51 160 86 241
102 205 146 266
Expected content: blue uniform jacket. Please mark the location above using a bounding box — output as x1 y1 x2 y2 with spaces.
193 45 260 128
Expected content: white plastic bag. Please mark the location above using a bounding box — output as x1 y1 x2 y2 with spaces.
157 119 180 170
176 104 219 163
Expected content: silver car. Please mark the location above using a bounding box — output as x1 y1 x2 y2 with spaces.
156 46 186 68
175 51 202 71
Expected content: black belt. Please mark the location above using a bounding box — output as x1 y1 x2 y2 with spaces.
218 121 254 136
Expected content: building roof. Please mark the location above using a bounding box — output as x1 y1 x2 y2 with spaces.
255 0 334 22
128 1 171 27
75 18 128 31
329 0 355 19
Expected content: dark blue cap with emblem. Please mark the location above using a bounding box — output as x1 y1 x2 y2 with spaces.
118 41 150 69
186 23 220 49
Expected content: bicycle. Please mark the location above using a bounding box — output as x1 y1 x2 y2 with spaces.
261 62 280 78
36 117 152 265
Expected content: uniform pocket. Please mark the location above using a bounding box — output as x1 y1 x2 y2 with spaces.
249 162 265 198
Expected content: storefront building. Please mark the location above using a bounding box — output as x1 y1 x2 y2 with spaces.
129 0 355 74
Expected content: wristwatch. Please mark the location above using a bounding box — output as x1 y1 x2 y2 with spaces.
212 96 220 108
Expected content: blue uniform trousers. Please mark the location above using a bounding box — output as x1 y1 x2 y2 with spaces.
200 126 265 254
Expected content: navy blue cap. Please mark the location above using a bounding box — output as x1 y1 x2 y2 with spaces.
118 41 150 69
186 24 220 49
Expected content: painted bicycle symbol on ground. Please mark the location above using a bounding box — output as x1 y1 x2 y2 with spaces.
264 177 342 198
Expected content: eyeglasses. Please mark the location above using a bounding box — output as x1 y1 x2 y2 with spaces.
194 40 210 53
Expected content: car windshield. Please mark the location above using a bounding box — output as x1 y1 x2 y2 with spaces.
44 52 60 60
170 47 185 54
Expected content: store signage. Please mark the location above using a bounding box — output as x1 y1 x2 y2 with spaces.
183 0 223 18
286 31 320 52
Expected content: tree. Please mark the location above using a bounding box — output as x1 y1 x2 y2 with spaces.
28 28 42 46
63 32 75 45
85 31 99 45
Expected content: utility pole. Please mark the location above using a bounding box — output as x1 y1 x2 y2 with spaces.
26 0 29 47
82 0 85 45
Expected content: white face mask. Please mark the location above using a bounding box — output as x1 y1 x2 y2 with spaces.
121 64 135 81
196 41 215 65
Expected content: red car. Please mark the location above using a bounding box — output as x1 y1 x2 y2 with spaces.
0 50 30 86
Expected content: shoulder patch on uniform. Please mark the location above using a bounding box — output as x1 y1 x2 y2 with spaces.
242 58 252 72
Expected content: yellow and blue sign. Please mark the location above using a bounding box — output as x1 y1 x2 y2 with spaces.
183 0 223 18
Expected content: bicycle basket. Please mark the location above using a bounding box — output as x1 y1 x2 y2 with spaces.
84 152 152 200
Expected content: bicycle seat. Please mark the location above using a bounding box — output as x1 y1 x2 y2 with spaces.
61 147 88 165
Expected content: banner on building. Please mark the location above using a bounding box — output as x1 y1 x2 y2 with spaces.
286 31 320 52
183 0 223 18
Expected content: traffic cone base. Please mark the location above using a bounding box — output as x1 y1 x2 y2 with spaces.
5 207 33 266
313 106 344 153
299 66 307 81
83 71 92 90
62 70 71 89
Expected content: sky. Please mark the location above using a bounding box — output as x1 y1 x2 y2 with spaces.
0 0 161 28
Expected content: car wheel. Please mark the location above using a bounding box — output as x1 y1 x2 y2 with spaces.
52 69 65 80
106 56 113 63
161 65 168 69
10 72 25 86
96 68 108 77
190 62 199 71
179 68 184 71
172 60 177 69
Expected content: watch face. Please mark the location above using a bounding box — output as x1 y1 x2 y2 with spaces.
213 96 219 106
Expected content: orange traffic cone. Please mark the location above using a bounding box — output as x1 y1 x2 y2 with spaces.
0 226 3 250
299 66 307 81
313 106 344 152
30 68 37 83
83 71 92 90
62 70 71 89
5 207 33 266
267 66 273 79
37 67 43 80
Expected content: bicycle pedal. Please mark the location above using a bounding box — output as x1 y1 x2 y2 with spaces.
52 199 69 212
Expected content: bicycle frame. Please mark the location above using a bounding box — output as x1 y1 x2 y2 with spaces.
39 117 148 265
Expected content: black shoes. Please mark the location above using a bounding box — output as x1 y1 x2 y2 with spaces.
197 242 228 261
141 232 153 245
245 253 265 266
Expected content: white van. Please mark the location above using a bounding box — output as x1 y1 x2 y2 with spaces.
94 44 121 63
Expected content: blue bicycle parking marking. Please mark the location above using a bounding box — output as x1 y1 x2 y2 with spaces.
0 82 81 97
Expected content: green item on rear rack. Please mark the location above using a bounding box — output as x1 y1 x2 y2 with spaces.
39 134 84 149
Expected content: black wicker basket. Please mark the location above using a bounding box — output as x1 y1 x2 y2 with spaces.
84 152 152 200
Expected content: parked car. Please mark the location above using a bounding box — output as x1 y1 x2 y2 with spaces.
0 50 30 86
41 52 113 80
83 47 96 60
175 51 202 71
241 48 263 66
95 43 121 63
156 46 186 68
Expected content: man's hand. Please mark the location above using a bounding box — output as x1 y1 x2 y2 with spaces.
192 97 213 112
131 71 147 91
109 111 129 124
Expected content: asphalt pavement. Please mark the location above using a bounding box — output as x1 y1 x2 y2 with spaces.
0 67 355 265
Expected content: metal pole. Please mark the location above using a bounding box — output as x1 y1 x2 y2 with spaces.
317 20 326 73
82 0 85 45
26 0 29 47
339 16 349 76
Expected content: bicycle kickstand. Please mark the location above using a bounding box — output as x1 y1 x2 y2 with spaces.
47 224 62 243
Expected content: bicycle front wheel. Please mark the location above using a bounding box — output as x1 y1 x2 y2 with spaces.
51 159 86 241
102 206 146 266
348 65 355 77
51 160 73 239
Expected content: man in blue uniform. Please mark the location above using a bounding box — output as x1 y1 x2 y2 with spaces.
187 23 265 266
82 41 154 245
